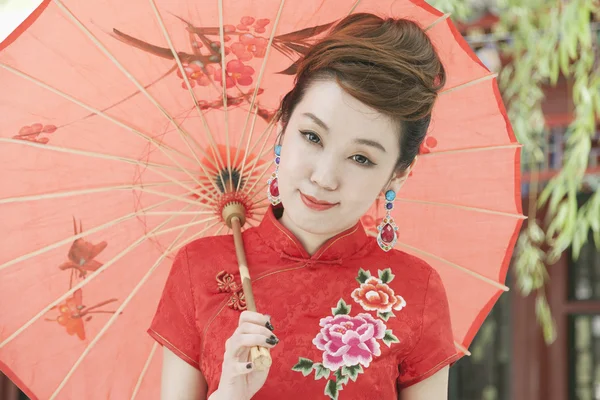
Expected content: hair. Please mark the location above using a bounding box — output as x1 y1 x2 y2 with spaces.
276 13 446 171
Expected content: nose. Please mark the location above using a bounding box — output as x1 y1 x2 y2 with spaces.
309 154 339 191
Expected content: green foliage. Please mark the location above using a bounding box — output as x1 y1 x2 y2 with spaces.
428 0 600 344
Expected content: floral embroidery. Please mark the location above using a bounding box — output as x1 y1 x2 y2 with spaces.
292 268 402 399
313 313 385 371
215 270 247 311
352 268 406 321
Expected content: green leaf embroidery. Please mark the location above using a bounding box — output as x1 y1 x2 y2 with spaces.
324 379 339 400
331 299 351 316
377 311 395 321
378 268 395 284
356 268 371 284
334 368 350 385
313 363 330 380
292 357 314 376
342 364 364 382
383 329 400 347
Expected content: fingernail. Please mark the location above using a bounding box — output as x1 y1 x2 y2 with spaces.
265 320 274 331
246 362 253 369
266 335 279 345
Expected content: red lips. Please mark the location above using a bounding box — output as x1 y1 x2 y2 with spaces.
299 192 338 211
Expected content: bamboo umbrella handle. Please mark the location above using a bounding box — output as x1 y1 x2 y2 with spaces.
223 203 272 371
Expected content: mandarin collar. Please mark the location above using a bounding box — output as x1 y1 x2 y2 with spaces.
254 205 372 263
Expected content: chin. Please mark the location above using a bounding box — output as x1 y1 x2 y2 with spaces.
285 198 347 234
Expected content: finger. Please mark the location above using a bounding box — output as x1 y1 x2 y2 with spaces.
239 311 272 329
225 333 279 356
238 322 276 338
233 361 257 376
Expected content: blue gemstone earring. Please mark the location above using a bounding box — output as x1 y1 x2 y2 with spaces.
376 190 398 252
267 145 281 206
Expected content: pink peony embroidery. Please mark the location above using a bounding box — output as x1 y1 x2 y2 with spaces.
313 313 386 370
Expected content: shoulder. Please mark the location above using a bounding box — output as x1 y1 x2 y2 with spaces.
359 247 446 308
379 248 436 288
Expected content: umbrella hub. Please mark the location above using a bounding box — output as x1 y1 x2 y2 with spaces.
215 168 243 193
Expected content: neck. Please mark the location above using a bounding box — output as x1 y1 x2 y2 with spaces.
278 209 349 256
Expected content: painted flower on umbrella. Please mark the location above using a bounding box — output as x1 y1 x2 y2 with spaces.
45 289 118 340
58 218 107 279
313 313 386 370
13 123 57 144
215 60 255 88
419 135 438 154
231 33 268 61
177 62 218 89
235 16 270 34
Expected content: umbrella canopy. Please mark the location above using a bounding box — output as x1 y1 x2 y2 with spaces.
0 0 523 398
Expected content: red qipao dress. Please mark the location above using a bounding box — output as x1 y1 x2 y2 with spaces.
148 206 460 399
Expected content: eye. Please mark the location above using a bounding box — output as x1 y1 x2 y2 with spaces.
351 154 375 166
300 131 321 145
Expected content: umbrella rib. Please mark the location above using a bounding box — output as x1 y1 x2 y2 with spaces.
454 341 471 356
0 63 198 166
246 162 273 200
131 342 158 400
420 143 522 157
394 198 526 219
364 231 509 291
153 216 219 236
217 0 233 191
138 187 210 206
347 0 362 15
241 121 277 194
248 181 270 204
0 195 180 273
148 0 227 194
0 181 194 205
235 104 260 192
393 241 509 291
425 13 450 32
48 203 199 400
241 161 271 184
233 0 285 190
0 201 193 350
0 138 217 205
0 138 192 176
440 73 497 95
171 220 223 254
248 113 278 156
144 211 214 216
53 0 220 177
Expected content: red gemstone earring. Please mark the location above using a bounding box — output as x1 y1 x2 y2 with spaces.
267 145 281 206
377 190 398 252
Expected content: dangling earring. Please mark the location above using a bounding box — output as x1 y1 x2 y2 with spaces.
377 190 398 252
267 145 281 206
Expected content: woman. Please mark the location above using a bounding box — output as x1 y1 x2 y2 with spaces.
148 13 460 400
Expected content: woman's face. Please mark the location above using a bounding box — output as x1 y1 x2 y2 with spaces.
277 78 405 238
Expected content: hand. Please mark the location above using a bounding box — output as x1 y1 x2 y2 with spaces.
212 311 278 400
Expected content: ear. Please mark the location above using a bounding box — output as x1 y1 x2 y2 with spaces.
386 156 418 194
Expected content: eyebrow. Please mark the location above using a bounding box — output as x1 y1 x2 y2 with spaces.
302 112 329 131
354 138 387 153
302 112 386 152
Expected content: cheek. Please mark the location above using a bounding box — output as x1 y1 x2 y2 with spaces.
340 173 384 205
